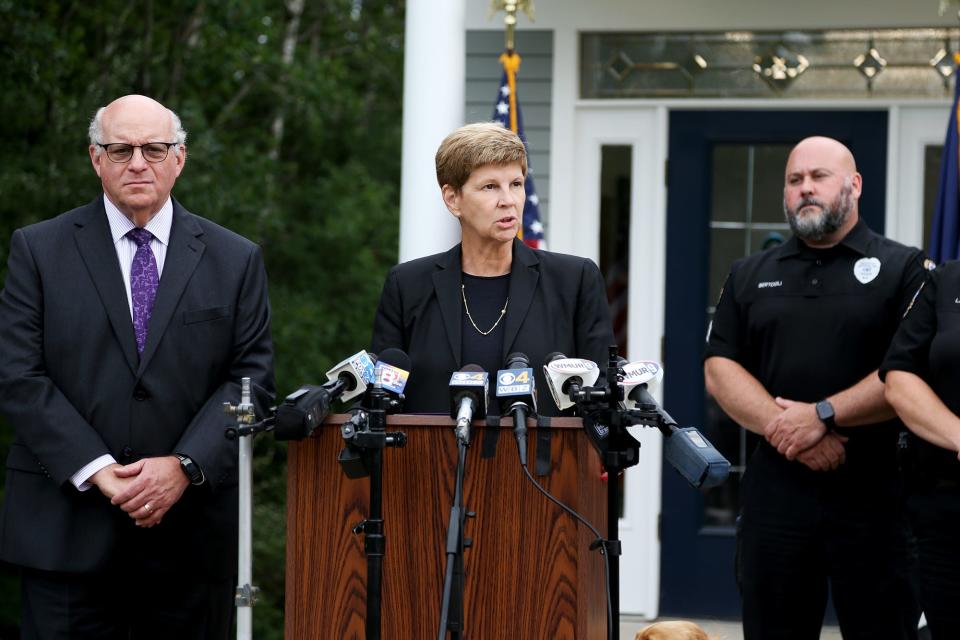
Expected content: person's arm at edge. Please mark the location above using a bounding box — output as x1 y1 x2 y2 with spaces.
886 370 960 454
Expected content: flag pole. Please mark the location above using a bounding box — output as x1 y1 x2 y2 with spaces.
488 0 536 52
489 0 545 249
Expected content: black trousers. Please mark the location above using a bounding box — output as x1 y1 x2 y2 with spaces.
738 446 919 640
19 566 234 640
906 483 960 640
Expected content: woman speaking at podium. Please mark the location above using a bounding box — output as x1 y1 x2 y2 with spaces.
371 122 614 413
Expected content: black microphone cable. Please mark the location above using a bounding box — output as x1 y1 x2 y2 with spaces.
517 455 615 640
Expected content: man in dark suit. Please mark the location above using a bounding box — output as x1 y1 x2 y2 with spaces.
0 94 274 638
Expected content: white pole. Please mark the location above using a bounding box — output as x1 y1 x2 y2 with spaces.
237 431 254 639
225 378 258 640
399 0 467 262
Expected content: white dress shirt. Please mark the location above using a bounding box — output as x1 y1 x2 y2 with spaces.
70 195 173 490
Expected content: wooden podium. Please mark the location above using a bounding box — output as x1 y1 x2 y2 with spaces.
285 414 608 639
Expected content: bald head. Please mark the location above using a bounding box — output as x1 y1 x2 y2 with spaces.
89 94 186 150
786 136 857 178
88 94 187 226
782 136 862 246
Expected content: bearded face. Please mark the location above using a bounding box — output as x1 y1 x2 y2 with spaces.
783 177 854 242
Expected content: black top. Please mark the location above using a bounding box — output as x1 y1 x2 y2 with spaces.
705 218 928 468
880 261 960 476
461 273 509 406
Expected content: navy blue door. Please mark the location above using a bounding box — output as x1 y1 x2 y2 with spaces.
659 110 889 617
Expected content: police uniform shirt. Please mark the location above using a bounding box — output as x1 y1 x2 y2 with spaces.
705 218 927 464
880 261 960 472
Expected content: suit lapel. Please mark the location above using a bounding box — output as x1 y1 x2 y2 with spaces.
73 199 139 375
136 202 205 376
433 244 463 369
502 239 540 362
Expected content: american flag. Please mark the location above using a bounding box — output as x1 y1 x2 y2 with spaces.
931 52 960 261
492 51 545 249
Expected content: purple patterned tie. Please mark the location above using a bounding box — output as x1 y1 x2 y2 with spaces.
127 228 159 353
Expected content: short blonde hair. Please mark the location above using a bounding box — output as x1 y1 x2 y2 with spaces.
435 122 527 191
636 621 718 640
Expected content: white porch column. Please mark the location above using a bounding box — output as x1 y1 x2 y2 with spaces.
399 0 466 262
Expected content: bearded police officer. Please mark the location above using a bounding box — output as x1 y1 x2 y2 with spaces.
704 136 926 640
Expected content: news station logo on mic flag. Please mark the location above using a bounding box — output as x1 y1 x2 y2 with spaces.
492 50 545 250
931 52 960 262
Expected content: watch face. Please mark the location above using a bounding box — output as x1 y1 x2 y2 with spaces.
816 401 834 421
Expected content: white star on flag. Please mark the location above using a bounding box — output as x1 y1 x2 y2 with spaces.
500 85 510 96
528 193 539 206
496 101 509 116
530 220 544 234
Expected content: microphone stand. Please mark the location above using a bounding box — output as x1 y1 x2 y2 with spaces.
224 377 274 640
338 384 407 640
570 347 644 640
437 420 473 639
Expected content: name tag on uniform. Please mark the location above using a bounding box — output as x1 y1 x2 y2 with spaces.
854 257 881 284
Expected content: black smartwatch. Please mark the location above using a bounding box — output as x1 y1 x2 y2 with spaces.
176 454 205 485
815 400 837 432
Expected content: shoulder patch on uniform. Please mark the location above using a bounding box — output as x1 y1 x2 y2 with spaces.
923 258 936 271
903 281 925 319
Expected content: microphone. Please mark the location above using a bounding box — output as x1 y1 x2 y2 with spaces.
373 347 411 398
496 352 537 466
325 350 378 403
448 365 488 445
618 360 664 411
542 352 600 411
663 427 731 489
274 350 377 441
619 359 730 489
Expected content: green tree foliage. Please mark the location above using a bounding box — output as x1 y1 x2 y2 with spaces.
0 1 405 637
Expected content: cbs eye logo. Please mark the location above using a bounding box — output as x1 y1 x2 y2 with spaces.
452 372 486 382
498 370 531 385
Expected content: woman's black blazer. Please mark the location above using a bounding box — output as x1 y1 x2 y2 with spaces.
371 238 615 414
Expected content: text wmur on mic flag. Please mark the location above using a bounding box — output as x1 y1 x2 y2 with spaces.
492 50 545 249
931 52 960 262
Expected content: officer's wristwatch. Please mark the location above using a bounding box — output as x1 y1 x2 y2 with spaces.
176 454 205 485
815 400 837 432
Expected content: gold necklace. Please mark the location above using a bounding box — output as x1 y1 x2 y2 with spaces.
461 284 509 336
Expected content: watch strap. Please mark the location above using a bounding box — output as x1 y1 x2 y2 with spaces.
176 454 205 485
815 400 837 432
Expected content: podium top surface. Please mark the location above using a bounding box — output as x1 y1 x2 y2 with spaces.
321 413 584 429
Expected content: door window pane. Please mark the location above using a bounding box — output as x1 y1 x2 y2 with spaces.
702 143 791 532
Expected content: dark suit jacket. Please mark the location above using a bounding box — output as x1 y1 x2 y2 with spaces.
371 238 615 415
0 197 274 576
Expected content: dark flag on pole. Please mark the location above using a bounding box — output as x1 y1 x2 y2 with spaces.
492 51 545 249
930 53 960 262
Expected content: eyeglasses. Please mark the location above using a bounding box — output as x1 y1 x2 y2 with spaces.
97 142 178 163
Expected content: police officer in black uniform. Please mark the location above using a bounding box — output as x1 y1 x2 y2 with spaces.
882 262 960 639
704 136 925 639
